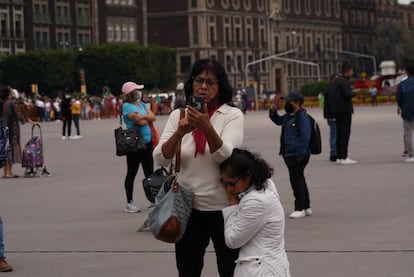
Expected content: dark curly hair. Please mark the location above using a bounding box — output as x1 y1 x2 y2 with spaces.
220 148 274 191
184 59 233 105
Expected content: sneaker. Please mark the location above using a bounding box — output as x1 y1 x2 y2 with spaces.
305 208 312 216
404 157 414 163
124 202 140 213
289 210 306 219
70 135 82 139
329 155 337 162
61 136 66 140
340 158 358 165
0 257 13 272
336 159 342 164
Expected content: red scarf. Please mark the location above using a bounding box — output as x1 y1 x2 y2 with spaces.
192 98 220 157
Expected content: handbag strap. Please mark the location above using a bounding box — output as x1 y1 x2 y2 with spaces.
174 108 185 173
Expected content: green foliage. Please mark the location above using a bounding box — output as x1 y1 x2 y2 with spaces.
0 45 176 97
300 80 329 97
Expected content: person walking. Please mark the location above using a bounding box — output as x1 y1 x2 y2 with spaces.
0 85 37 178
153 59 244 277
0 216 12 272
369 85 378 107
269 91 312 219
70 96 82 139
121 81 156 213
220 148 290 277
324 73 339 161
396 59 414 163
326 63 357 165
60 90 72 140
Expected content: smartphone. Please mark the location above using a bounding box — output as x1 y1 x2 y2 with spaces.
189 95 204 112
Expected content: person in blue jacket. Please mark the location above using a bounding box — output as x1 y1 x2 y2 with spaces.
269 91 312 219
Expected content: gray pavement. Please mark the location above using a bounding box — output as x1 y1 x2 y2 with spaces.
0 104 413 277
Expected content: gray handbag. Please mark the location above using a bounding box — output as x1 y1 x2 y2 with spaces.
149 109 194 243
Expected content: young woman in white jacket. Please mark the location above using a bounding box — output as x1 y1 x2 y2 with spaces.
220 148 291 277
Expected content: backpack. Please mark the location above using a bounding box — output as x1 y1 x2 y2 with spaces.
296 111 322 155
306 114 322 155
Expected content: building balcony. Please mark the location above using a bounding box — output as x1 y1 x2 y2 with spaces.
77 16 91 27
33 13 51 24
55 16 72 26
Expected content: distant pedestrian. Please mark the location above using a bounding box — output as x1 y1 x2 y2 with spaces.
324 73 339 161
121 81 156 213
0 216 13 272
396 59 414 163
0 85 38 178
70 96 82 139
269 91 312 219
60 90 72 140
220 148 291 277
369 85 378 106
326 63 357 165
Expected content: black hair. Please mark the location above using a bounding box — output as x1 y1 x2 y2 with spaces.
220 148 274 191
0 85 11 101
341 63 353 74
184 59 233 105
403 58 414 75
329 73 339 83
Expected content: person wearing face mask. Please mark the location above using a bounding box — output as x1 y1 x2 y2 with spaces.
269 91 312 219
60 89 72 140
121 81 156 213
153 59 244 277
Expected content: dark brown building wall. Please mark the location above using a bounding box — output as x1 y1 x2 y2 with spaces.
147 0 187 12
148 16 189 47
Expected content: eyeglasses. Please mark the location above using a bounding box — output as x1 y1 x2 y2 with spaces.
220 176 241 187
193 77 219 88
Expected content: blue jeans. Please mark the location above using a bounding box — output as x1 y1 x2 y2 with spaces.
327 118 337 157
0 216 4 257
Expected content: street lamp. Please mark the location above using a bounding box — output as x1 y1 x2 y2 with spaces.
244 49 297 111
324 47 377 75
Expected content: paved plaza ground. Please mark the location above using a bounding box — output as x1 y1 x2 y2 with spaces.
0 104 413 276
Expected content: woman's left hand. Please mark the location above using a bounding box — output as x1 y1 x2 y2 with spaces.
186 104 210 131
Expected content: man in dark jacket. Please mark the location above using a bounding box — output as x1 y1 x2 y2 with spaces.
269 91 312 219
396 59 414 163
327 63 357 165
60 89 72 140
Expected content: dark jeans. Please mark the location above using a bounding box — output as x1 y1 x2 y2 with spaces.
334 113 352 159
72 114 81 135
175 209 238 277
284 155 310 211
124 142 153 203
327 118 337 157
62 116 72 137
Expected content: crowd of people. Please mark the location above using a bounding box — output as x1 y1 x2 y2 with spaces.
1 56 414 276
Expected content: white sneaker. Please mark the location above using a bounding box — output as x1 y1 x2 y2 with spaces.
340 158 358 165
61 136 66 140
404 157 414 163
124 202 141 213
305 208 312 216
70 135 82 139
137 217 150 232
336 159 342 164
289 210 306 219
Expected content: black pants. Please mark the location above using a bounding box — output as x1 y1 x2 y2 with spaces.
175 209 238 277
62 116 72 137
124 142 153 203
284 155 310 211
72 114 81 135
334 113 352 159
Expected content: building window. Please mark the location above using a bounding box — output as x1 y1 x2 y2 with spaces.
129 24 135 41
243 0 251 11
122 25 128 41
115 24 121 41
107 25 113 41
0 12 8 37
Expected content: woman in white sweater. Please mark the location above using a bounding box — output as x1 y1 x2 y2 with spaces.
220 148 291 277
153 59 244 277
